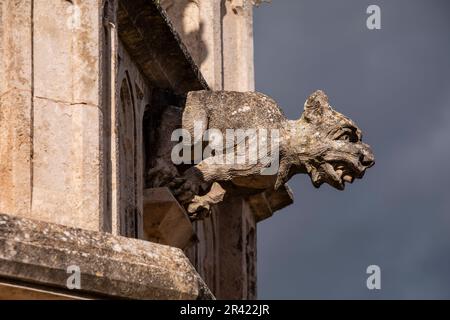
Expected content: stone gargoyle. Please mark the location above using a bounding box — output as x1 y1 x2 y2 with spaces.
148 90 375 220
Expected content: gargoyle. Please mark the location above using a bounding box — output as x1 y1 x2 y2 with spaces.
148 90 375 219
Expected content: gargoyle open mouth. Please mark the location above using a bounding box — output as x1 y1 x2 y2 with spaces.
310 159 369 191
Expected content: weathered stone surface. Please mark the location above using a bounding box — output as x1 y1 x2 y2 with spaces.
117 0 208 93
1 0 262 301
215 198 257 299
33 0 100 105
1 0 212 234
142 188 197 250
30 0 104 232
0 0 106 231
32 99 101 230
222 0 255 91
248 184 294 222
150 90 375 218
160 0 254 91
0 90 32 217
161 0 222 90
0 0 33 218
0 213 214 300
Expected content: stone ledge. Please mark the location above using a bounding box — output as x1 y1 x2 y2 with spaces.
0 213 214 300
118 0 209 94
142 188 198 250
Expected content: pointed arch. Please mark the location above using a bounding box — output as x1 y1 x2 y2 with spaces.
118 75 138 237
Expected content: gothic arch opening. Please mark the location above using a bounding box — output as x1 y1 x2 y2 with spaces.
101 0 112 232
142 104 152 188
118 76 138 238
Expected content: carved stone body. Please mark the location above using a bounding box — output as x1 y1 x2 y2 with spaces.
149 90 375 219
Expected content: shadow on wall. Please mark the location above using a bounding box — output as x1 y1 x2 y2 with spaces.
160 0 208 71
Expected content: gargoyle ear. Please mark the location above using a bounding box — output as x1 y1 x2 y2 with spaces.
303 90 331 122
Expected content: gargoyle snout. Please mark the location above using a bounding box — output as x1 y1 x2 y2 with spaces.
359 143 375 168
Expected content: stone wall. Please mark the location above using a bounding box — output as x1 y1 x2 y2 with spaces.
161 0 254 91
0 0 258 300
0 0 105 231
187 198 257 299
0 0 33 218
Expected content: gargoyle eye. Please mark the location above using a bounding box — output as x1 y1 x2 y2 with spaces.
336 129 358 143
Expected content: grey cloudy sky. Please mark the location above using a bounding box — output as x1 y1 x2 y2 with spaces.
254 0 450 299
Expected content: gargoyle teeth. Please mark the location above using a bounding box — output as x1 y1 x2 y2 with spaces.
343 175 353 183
311 168 320 182
323 163 340 181
335 169 343 178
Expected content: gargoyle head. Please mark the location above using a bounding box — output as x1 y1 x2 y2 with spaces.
295 90 375 190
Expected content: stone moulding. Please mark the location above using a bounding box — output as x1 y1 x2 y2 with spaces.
118 0 209 93
0 213 214 300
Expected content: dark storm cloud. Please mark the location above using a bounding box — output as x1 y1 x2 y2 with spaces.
254 0 450 299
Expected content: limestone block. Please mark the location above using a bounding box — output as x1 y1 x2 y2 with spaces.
142 188 197 250
0 0 33 93
160 0 201 63
215 198 257 299
160 0 223 89
0 213 213 300
32 99 101 231
222 0 255 91
0 0 33 218
33 0 100 105
198 0 223 89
